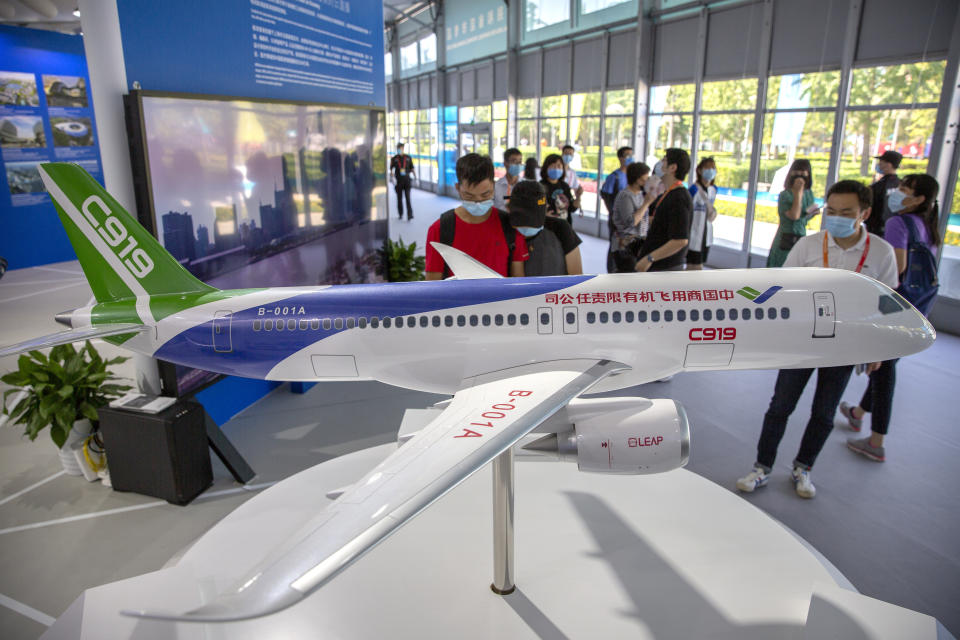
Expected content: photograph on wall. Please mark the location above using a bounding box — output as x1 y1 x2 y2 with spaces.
6 160 44 194
0 71 40 106
0 115 45 147
42 74 88 107
139 96 388 290
50 116 94 147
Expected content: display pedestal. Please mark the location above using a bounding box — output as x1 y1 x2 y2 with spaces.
42 444 944 639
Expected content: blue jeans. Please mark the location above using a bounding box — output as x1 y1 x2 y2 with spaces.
756 366 854 471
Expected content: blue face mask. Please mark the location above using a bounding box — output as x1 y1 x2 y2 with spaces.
462 199 493 217
516 226 543 238
547 168 564 181
823 215 858 238
887 190 907 213
874 163 882 174
653 160 664 178
701 168 717 182
623 155 634 166
562 154 574 164
507 163 522 177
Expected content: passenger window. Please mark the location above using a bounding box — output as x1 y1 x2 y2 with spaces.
729 308 738 320
781 306 790 319
520 313 529 325
277 319 285 331
507 314 517 326
664 310 673 322
323 318 332 330
638 310 647 323
690 309 699 322
407 317 416 328
715 309 724 321
625 311 634 322
651 310 660 322
334 318 343 330
445 316 454 327
359 317 367 329
419 316 427 328
457 315 466 327
253 319 262 331
494 314 504 326
264 319 273 330
432 316 441 327
566 311 576 324
703 309 712 321
287 319 296 330
587 312 596 324
311 319 320 330
370 317 380 328
599 311 608 323
540 312 550 325
767 307 776 320
482 315 491 326
299 319 309 330
677 310 686 322
384 317 392 328
347 317 356 329
470 315 479 327
612 311 621 323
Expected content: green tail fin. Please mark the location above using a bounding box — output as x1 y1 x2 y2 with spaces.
38 163 217 304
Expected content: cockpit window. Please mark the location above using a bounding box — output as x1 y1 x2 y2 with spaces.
878 294 908 315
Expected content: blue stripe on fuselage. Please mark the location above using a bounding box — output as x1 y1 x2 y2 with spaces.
153 275 594 379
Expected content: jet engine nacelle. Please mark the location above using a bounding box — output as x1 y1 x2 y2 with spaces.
525 397 690 474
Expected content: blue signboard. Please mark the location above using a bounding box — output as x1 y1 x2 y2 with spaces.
0 25 104 269
117 0 385 107
444 0 507 67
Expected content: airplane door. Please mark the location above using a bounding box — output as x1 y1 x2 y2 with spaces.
562 306 579 334
812 292 835 338
537 307 554 335
213 310 233 352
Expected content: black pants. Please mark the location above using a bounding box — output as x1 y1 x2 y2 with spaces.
395 181 412 218
858 359 898 435
756 365 854 471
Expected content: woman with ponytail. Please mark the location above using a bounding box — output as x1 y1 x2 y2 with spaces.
841 173 940 463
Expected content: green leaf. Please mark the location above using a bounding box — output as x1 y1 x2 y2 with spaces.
57 385 75 399
50 424 66 449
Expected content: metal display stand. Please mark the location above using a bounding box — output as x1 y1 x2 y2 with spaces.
202 409 255 484
490 449 515 595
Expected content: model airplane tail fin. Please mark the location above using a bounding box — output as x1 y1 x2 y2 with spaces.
38 162 217 304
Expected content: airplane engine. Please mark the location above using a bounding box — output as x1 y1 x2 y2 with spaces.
525 398 690 474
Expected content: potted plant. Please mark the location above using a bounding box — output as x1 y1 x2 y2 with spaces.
377 237 425 282
2 341 130 475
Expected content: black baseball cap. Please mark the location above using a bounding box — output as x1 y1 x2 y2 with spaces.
507 181 546 228
875 150 902 168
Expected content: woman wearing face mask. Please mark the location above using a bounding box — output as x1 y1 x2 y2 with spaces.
508 180 583 276
687 157 718 270
840 174 941 463
540 154 578 225
767 159 819 268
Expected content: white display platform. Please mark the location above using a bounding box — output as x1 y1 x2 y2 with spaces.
42 444 940 640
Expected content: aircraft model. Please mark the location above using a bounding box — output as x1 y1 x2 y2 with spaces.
0 163 935 622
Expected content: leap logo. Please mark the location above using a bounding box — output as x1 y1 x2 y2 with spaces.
80 195 154 279
737 285 781 303
628 436 663 447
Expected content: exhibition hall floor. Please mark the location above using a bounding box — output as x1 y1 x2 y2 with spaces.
0 187 958 638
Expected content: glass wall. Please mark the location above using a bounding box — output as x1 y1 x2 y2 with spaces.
492 100 508 178
569 91 603 216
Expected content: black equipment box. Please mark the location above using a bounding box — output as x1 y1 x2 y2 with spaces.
98 401 212 505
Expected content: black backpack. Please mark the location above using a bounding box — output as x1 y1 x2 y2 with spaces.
437 209 514 278
895 215 939 316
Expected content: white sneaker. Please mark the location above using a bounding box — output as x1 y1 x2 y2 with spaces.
791 466 816 499
736 466 770 492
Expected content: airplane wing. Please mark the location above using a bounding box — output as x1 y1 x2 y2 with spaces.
430 241 503 279
122 358 627 622
0 323 149 358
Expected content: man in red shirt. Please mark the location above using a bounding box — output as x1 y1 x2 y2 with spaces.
425 154 529 279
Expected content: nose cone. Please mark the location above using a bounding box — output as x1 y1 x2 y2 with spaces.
875 292 936 359
54 310 73 328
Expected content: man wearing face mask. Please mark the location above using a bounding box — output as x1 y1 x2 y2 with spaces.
494 147 524 212
737 180 897 500
508 181 583 277
390 142 416 220
561 144 584 212
600 146 634 220
425 153 529 280
634 148 693 272
866 150 902 236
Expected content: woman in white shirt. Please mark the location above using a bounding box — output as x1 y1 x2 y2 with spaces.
687 156 718 270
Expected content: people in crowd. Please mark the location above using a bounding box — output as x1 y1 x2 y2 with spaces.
866 150 903 236
494 147 523 212
523 157 539 181
767 159 819 268
389 142 416 220
737 180 898 499
507 180 583 276
840 173 941 462
634 148 692 272
687 156 718 270
540 153 577 225
561 144 584 213
600 146 634 218
609 161 655 272
424 153 529 280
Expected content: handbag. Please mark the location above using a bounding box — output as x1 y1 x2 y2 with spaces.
779 232 802 251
